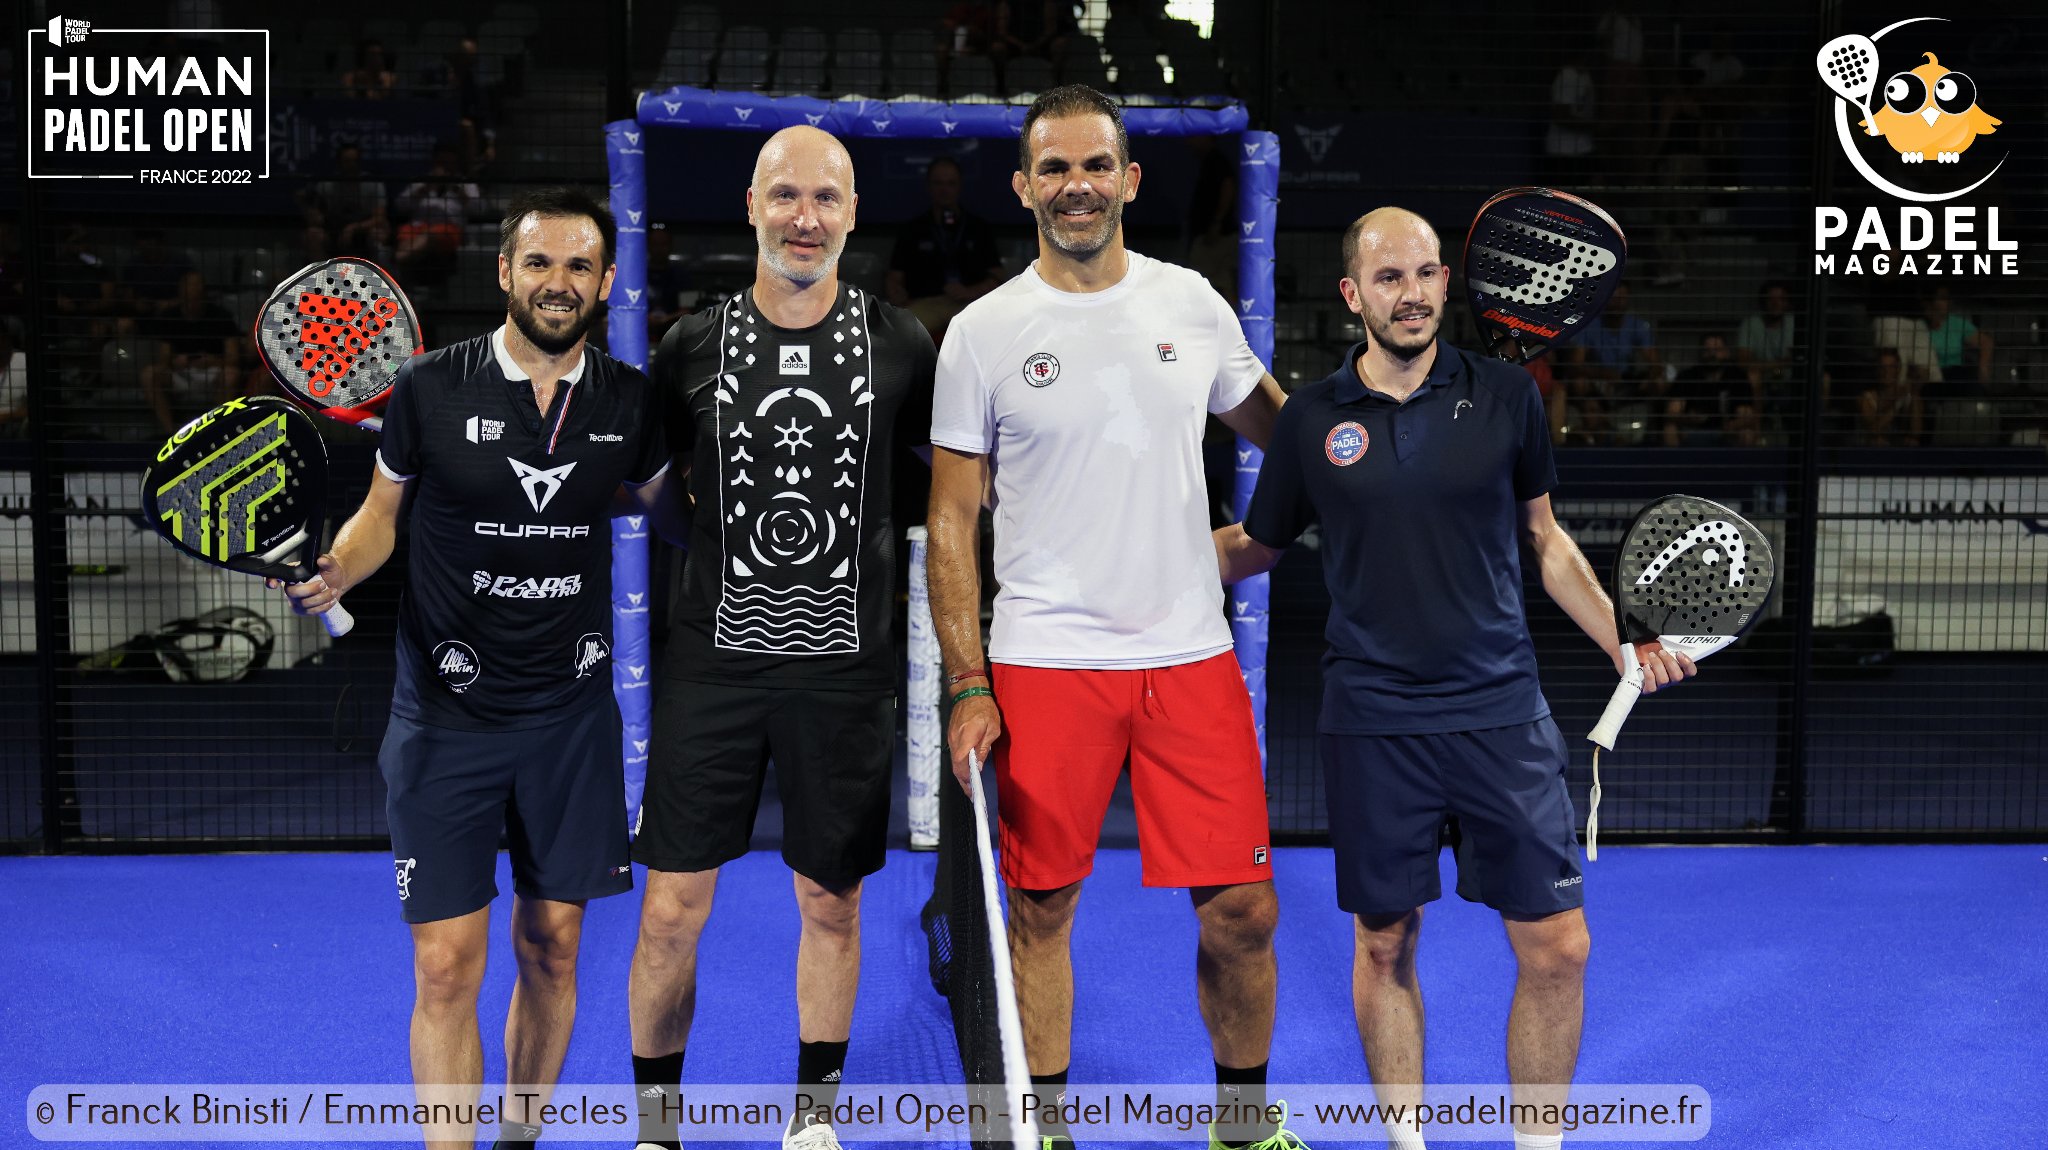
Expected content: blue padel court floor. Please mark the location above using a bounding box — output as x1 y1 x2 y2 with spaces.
4 845 2044 1148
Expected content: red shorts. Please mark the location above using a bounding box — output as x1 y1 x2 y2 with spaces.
991 651 1272 889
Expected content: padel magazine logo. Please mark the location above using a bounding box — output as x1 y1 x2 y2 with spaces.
1812 16 2018 277
26 14 269 182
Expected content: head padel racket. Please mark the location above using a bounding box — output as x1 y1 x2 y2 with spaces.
1816 34 1883 135
142 395 354 637
1464 187 1627 365
1582 495 1775 856
253 257 423 432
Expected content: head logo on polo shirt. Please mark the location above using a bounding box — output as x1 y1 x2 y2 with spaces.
1454 399 1474 420
573 632 611 678
1325 421 1369 466
1022 352 1060 387
780 346 811 376
509 458 577 513
432 640 480 693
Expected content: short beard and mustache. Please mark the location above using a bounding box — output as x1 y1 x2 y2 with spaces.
1034 192 1124 259
1363 305 1439 361
758 222 846 285
507 290 598 355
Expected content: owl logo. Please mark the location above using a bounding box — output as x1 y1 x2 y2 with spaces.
1861 52 1999 164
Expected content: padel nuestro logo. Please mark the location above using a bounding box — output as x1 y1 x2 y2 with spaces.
1812 17 2017 277
27 15 269 181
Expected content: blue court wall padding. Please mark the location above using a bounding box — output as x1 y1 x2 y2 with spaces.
1231 131 1279 772
606 118 655 822
636 86 1249 140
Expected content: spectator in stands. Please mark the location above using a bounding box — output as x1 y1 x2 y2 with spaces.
300 141 391 263
994 0 1078 68
341 40 398 100
119 229 195 318
1568 282 1660 443
1869 275 1942 389
1542 48 1598 187
886 156 1006 344
395 144 481 288
1922 285 1994 392
1857 347 1922 447
428 38 498 175
941 1 998 60
0 325 25 438
53 224 117 318
1664 332 1744 446
1736 280 1796 391
141 271 244 436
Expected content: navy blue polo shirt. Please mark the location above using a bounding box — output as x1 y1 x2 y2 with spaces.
1244 340 1557 734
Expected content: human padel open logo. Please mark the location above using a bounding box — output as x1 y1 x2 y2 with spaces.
1812 17 2017 277
27 15 269 182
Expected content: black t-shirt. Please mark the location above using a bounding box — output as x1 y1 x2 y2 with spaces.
888 210 1003 299
151 304 238 360
657 284 936 691
379 331 668 730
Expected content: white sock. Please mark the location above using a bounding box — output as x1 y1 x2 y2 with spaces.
1512 1132 1563 1150
1384 1118 1427 1149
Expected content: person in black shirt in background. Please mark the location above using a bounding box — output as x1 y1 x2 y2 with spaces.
630 125 936 1150
278 187 669 1150
886 155 1006 344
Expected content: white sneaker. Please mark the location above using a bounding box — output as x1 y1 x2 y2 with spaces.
783 1115 843 1150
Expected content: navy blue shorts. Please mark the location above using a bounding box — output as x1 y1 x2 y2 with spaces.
1321 717 1583 918
379 701 633 924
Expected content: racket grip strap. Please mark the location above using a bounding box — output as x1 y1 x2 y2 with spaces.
322 602 355 638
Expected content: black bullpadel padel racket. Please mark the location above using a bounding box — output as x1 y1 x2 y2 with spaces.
142 395 354 637
1582 495 1775 857
1463 187 1628 365
253 257 423 432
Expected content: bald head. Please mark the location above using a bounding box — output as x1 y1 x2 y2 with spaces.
1341 207 1440 284
751 125 855 195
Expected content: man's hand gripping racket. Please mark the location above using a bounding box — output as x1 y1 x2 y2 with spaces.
1583 496 1777 857
252 257 423 432
142 396 356 637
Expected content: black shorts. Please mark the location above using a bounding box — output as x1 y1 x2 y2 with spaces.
1322 717 1583 918
379 701 633 924
634 679 894 885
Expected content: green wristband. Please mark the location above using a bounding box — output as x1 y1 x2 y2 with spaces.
951 686 995 704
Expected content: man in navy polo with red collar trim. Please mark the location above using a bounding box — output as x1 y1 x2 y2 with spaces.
1216 207 1693 1150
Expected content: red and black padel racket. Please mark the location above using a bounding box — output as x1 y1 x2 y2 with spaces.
1463 187 1628 365
253 257 423 432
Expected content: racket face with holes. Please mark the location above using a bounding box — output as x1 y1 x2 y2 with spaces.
1816 34 1880 108
142 396 332 584
253 257 422 429
1613 495 1777 661
1463 187 1628 365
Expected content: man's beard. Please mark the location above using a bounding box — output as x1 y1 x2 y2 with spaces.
507 291 597 355
1034 192 1123 259
1363 305 1439 361
758 223 845 284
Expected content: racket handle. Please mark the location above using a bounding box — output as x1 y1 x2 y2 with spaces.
322 602 355 638
1586 643 1643 750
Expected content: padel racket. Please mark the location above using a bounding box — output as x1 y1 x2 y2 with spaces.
1816 34 1883 135
141 395 355 637
1583 495 1776 856
252 257 423 432
1464 187 1627 365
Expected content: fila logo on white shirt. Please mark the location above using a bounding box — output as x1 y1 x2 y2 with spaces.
466 416 504 443
1157 343 1177 362
780 346 811 376
509 458 577 513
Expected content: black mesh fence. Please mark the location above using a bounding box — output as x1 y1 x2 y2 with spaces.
5 0 2045 849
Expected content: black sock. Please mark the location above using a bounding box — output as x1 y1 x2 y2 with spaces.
792 1039 849 1129
490 1119 543 1146
1214 1061 1274 1147
1030 1068 1071 1141
633 1049 685 1149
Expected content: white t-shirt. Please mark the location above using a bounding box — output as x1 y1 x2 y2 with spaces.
931 251 1264 669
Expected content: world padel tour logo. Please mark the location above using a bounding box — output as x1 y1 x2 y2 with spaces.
1812 17 2017 277
27 15 269 182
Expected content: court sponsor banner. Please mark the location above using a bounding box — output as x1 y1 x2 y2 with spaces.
605 118 656 823
23 1083 1713 1142
1817 475 2048 651
1231 131 1278 770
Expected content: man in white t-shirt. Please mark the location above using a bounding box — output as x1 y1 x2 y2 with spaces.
926 85 1297 1150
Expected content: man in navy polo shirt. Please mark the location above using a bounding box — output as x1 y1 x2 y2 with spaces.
1217 207 1692 1150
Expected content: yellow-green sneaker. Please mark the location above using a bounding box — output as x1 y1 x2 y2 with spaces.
1207 1100 1309 1150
